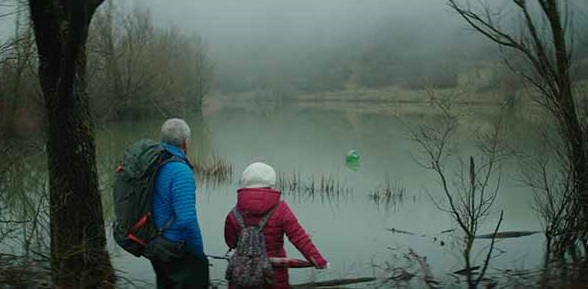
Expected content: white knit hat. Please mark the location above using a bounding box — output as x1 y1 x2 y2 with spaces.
240 162 276 188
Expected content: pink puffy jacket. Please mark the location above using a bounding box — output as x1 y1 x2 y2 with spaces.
224 187 328 289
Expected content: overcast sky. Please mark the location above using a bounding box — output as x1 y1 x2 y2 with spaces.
1 0 585 84
2 0 586 53
117 0 479 79
0 0 500 61
126 0 458 52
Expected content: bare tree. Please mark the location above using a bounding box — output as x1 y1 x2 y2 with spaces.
87 2 213 122
0 0 25 20
186 33 214 117
88 3 158 121
28 0 115 287
0 0 39 137
87 0 124 121
518 131 573 255
447 0 588 258
156 29 214 117
411 91 506 288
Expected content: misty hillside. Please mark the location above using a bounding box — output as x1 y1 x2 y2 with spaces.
0 0 587 128
127 0 588 97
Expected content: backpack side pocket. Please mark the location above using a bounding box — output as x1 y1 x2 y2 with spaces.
145 236 186 262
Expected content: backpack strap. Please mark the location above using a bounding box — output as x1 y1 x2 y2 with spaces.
158 146 194 171
154 152 183 236
145 153 185 206
159 154 184 168
258 204 278 230
231 203 279 230
156 214 176 235
231 207 246 229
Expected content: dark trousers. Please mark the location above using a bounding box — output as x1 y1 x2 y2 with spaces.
150 253 210 289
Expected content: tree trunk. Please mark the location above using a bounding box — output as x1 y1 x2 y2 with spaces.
447 0 588 262
545 0 588 243
29 0 115 287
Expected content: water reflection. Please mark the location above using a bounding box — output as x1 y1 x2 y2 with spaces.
277 171 353 206
0 139 49 258
368 179 409 212
192 103 548 286
193 154 233 185
0 139 51 288
2 102 582 287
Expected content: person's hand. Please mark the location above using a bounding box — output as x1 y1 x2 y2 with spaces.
318 262 330 270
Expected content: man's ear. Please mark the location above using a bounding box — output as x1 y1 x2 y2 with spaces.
181 139 189 154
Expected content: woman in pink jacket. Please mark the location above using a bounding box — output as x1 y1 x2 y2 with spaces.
224 162 328 289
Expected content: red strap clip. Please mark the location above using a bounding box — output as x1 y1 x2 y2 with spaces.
130 213 150 232
127 233 146 247
115 162 123 173
127 212 151 247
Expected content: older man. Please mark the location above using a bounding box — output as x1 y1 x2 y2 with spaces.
151 118 208 288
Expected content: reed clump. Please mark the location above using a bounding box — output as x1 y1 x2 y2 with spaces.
368 179 406 210
193 154 233 184
276 170 352 199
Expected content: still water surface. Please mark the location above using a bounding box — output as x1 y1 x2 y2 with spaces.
101 103 546 287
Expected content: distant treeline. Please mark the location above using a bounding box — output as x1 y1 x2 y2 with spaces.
0 0 212 137
1 0 588 137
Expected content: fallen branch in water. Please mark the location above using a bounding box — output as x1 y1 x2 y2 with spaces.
475 230 541 239
453 266 480 276
408 249 441 288
387 228 418 235
290 277 376 288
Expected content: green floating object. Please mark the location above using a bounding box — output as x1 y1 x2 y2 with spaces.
346 150 360 170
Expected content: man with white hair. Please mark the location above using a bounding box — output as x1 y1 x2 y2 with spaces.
151 118 208 288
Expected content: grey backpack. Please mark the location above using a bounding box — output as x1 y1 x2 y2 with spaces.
112 139 183 257
225 206 277 288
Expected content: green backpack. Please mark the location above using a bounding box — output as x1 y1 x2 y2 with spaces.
112 139 180 257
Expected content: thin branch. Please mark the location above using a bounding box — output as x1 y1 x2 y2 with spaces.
475 210 503 286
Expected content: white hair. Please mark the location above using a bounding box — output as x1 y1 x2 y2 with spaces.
160 118 191 147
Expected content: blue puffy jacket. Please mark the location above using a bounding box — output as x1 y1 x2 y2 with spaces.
152 143 204 258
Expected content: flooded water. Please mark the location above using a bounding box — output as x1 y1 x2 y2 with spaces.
98 102 549 287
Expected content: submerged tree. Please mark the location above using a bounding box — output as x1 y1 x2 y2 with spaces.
411 92 507 288
447 0 588 259
28 0 115 287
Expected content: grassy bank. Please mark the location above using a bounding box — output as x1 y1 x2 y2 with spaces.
205 82 552 122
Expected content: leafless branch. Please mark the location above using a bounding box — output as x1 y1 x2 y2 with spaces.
475 210 503 287
448 0 587 261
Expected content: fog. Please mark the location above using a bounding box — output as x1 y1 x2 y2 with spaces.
4 0 585 93
131 0 452 49
126 0 492 92
2 1 588 287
